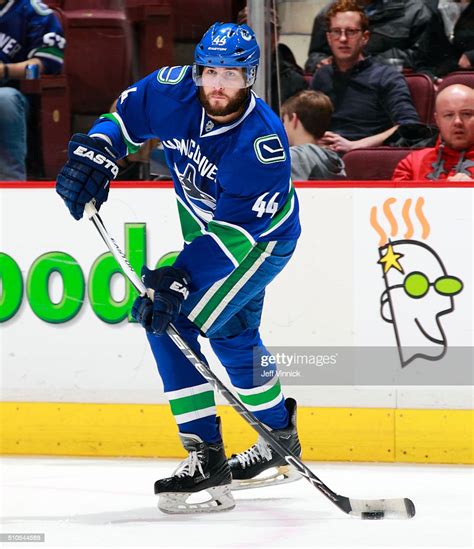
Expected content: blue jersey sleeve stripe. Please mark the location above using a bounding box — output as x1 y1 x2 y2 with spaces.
99 112 143 154
30 49 64 63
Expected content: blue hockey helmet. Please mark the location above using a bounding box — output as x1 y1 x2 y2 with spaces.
193 22 260 88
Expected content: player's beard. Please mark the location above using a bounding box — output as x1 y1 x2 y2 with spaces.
199 87 249 117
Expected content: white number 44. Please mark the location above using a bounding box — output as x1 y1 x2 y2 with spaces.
252 192 280 218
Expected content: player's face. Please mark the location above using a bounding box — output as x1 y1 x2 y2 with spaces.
199 67 248 118
435 90 474 150
326 12 368 66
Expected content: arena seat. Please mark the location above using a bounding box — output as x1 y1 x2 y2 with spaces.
405 73 435 124
21 75 71 179
343 147 415 180
125 0 173 77
172 0 243 41
55 8 133 132
436 71 474 92
60 0 124 9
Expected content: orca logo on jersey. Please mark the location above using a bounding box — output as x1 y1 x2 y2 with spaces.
177 163 216 213
73 146 119 177
254 134 286 164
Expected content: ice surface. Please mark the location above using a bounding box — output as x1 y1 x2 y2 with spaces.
0 456 472 549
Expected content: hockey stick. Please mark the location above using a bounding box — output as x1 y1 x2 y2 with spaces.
84 200 416 520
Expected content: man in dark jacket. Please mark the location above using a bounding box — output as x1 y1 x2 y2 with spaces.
305 0 433 74
311 0 419 154
419 0 474 78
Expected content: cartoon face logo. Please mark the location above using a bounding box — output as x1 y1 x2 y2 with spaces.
371 197 464 368
379 240 463 367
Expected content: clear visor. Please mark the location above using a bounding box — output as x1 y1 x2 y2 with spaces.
192 64 257 89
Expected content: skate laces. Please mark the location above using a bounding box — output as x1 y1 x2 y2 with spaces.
235 437 273 469
174 449 205 478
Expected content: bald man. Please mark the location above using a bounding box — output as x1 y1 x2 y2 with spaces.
393 84 474 181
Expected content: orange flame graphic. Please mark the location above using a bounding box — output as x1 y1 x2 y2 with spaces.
370 206 387 246
370 197 431 245
383 197 398 237
402 198 413 238
415 197 430 239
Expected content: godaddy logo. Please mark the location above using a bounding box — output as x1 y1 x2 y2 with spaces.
0 224 177 324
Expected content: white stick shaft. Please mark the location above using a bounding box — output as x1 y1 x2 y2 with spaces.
85 201 149 296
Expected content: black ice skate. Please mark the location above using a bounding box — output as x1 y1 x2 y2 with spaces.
154 424 234 514
229 397 302 490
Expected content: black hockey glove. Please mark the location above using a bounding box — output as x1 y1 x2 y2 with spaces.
131 266 190 336
56 133 119 220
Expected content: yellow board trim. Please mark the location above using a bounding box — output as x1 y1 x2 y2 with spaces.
0 402 472 464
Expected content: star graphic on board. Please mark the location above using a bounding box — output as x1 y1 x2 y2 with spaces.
378 244 405 274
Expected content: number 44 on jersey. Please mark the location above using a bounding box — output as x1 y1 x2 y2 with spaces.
252 192 280 218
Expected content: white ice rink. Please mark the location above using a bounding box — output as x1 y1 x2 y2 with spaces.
0 457 472 549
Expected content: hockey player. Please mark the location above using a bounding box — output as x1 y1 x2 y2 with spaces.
56 22 301 514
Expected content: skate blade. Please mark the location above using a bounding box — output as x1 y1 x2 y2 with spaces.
231 465 301 491
158 485 235 514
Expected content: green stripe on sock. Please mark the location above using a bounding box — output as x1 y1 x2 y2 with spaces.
169 390 215 416
238 380 282 407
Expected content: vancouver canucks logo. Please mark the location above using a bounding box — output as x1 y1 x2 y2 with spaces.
239 28 253 41
174 162 216 221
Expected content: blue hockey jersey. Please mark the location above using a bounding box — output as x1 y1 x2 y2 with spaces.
0 0 65 76
89 65 301 291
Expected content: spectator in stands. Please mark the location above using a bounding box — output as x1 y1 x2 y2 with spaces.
393 84 474 180
420 0 474 78
281 90 345 180
237 6 307 114
311 0 420 155
305 0 433 75
0 0 65 180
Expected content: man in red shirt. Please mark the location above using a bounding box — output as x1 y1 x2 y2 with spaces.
393 84 474 181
